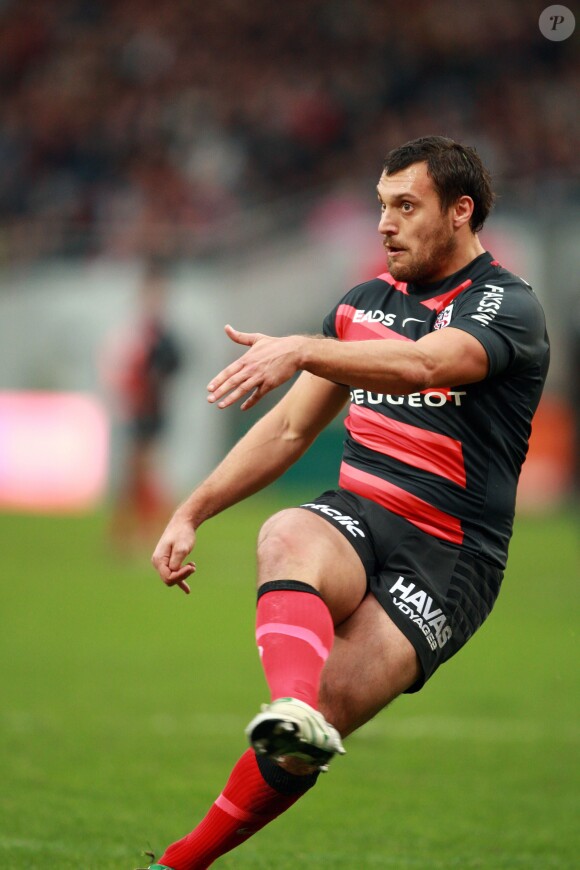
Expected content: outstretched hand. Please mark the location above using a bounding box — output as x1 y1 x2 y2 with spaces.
151 512 197 594
207 324 306 410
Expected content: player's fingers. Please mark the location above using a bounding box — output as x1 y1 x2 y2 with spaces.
224 324 262 346
168 564 195 590
167 544 194 571
163 562 195 588
216 377 262 409
153 555 189 582
151 550 170 577
240 384 267 411
208 366 255 403
206 358 245 394
168 562 195 579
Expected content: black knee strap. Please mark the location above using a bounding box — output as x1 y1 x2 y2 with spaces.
255 752 320 794
257 579 322 602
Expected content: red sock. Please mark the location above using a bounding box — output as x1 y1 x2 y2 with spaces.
158 749 315 870
256 583 334 706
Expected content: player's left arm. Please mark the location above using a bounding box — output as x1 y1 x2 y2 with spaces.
298 326 489 393
207 322 489 410
401 326 489 387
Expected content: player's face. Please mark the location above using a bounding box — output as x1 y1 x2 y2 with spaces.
377 162 457 283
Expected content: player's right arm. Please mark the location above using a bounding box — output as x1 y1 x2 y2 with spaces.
151 372 349 592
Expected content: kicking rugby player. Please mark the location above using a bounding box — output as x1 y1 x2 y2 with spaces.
140 136 549 869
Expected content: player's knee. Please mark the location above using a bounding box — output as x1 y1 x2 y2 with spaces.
256 510 305 577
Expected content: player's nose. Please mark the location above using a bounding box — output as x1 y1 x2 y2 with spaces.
378 207 398 235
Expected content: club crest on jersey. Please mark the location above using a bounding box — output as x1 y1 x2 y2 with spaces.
434 303 454 330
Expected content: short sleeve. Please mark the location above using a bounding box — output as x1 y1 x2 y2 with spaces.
449 280 548 377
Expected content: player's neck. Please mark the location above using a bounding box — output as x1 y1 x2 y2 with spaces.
444 234 486 279
413 237 486 288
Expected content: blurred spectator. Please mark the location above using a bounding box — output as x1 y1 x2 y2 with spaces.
0 0 578 263
101 257 182 554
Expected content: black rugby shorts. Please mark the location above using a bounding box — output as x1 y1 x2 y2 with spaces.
299 488 504 692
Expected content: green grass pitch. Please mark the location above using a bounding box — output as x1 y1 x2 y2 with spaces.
0 494 578 869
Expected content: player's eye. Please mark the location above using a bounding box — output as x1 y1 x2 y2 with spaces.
401 201 413 212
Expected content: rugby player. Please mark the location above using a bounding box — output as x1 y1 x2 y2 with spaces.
140 136 549 870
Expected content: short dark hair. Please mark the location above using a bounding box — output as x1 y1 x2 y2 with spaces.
383 136 495 232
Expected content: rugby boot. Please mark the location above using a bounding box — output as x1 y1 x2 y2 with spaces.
135 851 173 869
246 696 345 772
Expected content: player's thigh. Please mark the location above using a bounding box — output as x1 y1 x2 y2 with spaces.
319 593 421 737
257 507 367 625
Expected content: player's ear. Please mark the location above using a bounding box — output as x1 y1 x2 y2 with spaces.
452 195 474 230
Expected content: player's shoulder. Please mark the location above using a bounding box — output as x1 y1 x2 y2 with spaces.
339 272 405 304
324 274 402 335
468 255 534 295
462 255 544 314
454 255 548 345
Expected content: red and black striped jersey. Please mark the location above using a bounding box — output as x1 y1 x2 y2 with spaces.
323 251 550 568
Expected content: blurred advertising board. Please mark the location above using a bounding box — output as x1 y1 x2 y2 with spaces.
0 391 108 512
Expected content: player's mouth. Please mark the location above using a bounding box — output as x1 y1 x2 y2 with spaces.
384 244 406 257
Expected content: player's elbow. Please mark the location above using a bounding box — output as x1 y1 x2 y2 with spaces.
395 349 438 393
279 418 315 448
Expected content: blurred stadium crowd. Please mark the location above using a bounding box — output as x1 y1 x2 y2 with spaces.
0 0 577 262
